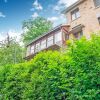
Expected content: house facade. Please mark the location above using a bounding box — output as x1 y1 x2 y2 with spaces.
25 25 70 60
25 0 100 60
63 0 100 39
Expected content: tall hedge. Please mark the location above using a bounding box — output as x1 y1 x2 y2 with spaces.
0 34 100 100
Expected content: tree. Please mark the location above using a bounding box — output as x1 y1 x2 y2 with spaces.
0 37 24 66
22 17 53 44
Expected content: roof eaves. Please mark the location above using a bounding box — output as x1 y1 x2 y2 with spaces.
62 0 85 14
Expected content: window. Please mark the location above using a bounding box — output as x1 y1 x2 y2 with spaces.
35 42 40 52
65 34 69 40
55 32 62 43
71 8 80 20
74 31 83 39
30 45 35 54
80 31 83 38
41 39 46 50
47 35 53 47
26 46 30 56
93 0 100 7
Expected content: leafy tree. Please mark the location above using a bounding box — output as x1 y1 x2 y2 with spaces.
0 38 24 66
22 17 52 44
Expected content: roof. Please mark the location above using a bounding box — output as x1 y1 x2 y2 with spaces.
62 0 85 14
26 24 70 46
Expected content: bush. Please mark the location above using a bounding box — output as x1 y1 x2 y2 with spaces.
0 34 100 100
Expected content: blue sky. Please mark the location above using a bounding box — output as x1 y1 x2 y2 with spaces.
0 0 77 41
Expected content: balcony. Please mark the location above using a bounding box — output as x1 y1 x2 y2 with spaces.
25 40 62 60
25 24 70 60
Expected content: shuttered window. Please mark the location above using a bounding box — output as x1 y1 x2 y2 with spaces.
94 0 100 7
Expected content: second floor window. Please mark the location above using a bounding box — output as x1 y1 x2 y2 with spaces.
71 8 80 21
30 45 35 54
93 0 100 7
55 32 62 43
26 46 30 56
47 35 53 47
35 42 40 52
41 39 46 50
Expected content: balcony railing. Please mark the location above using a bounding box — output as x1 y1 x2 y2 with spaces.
26 40 62 57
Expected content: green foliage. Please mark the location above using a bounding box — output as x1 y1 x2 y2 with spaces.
66 34 100 100
0 34 100 100
0 39 24 66
22 17 52 44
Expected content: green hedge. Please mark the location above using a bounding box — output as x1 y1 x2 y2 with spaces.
0 34 100 100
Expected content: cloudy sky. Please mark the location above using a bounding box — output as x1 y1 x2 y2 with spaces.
0 0 77 41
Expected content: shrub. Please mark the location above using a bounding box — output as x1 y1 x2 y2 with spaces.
0 34 100 100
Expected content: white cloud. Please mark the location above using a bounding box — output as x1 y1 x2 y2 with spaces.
53 0 78 26
47 14 67 27
32 0 43 10
8 29 24 46
0 29 24 46
53 5 60 11
58 0 78 7
0 33 5 41
0 12 6 18
53 0 78 11
33 0 39 7
8 29 22 42
31 12 39 18
0 34 5 47
47 17 58 22
0 29 22 42
56 15 66 26
30 8 34 11
47 14 66 27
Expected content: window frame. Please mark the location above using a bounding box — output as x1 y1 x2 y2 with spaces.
26 46 30 56
41 39 46 50
47 35 54 47
55 31 62 44
30 45 35 54
71 8 80 21
35 42 40 52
